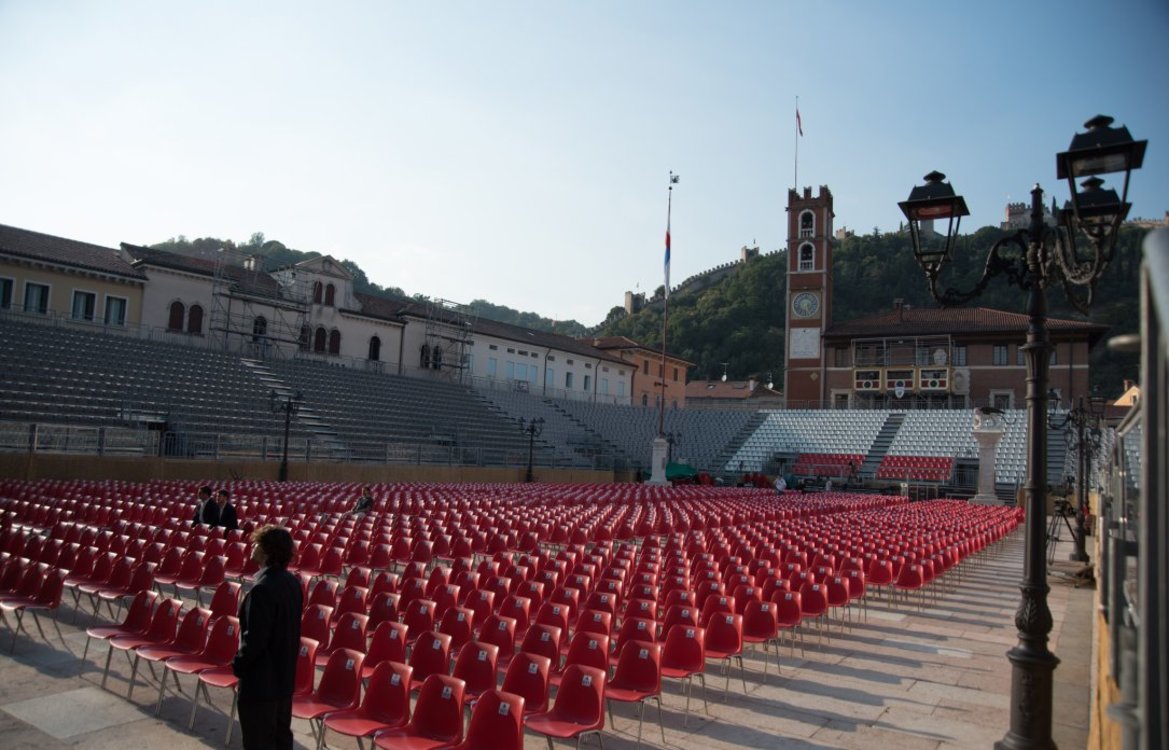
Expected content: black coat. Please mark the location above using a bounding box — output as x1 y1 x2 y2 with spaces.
218 503 239 531
197 499 219 526
232 567 303 704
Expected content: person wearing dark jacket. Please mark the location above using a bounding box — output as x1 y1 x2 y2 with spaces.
214 489 239 531
195 486 217 526
232 525 302 750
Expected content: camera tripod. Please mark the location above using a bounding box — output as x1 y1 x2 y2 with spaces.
1046 498 1078 565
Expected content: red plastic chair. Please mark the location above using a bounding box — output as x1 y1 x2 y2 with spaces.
368 591 402 633
316 611 370 667
362 620 409 679
408 630 453 691
155 615 240 715
704 612 747 700
206 580 242 621
372 673 466 750
477 613 517 673
301 604 334 649
0 566 66 653
606 639 665 749
798 581 830 645
741 599 780 679
102 596 182 690
321 660 412 748
451 688 524 750
517 623 562 667
130 606 214 700
438 605 476 652
526 663 606 750
614 616 658 653
660 623 708 724
83 589 158 663
450 640 499 700
498 594 532 635
771 589 805 658
292 647 366 745
499 651 551 716
551 631 610 688
402 598 437 645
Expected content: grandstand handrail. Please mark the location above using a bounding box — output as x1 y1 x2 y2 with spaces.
0 420 638 471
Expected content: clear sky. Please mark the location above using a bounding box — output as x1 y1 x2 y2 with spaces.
2 1 1166 325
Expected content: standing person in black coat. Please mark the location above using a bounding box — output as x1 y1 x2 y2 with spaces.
214 489 239 531
195 486 217 526
232 525 303 750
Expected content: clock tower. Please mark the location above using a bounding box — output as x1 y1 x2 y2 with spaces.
784 185 834 408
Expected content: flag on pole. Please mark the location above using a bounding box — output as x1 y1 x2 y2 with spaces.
664 224 671 300
796 107 803 136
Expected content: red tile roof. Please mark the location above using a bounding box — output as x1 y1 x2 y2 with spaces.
826 306 1107 342
0 224 147 280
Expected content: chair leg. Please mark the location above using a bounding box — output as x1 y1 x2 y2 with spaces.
188 680 204 731
224 691 238 746
654 695 665 745
127 654 141 700
102 646 115 689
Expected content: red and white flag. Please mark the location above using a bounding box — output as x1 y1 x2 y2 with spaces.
796 108 803 137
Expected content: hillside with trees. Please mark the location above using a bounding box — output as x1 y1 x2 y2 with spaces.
593 224 1146 397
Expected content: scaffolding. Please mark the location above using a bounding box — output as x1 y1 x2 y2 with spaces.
208 249 311 359
421 298 476 384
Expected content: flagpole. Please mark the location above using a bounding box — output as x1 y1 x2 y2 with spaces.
658 171 676 439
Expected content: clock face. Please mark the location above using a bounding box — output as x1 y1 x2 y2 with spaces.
792 292 820 318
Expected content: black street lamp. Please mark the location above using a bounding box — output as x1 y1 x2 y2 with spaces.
1048 391 1107 566
270 390 303 482
519 417 544 483
898 115 1145 750
665 431 682 464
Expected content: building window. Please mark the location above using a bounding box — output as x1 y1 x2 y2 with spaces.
798 243 815 271
953 345 967 366
299 325 311 351
601 378 609 394
252 316 267 341
1016 346 1025 366
314 326 327 353
421 344 431 368
312 281 323 304
72 290 96 321
548 355 555 361
1050 347 1058 365
187 304 203 334
104 296 127 326
641 394 648 407
432 345 442 369
369 336 381 361
23 282 49 314
583 374 591 391
993 344 1008 366
0 278 12 309
324 283 335 307
617 381 625 397
834 347 850 367
643 361 649 375
546 367 555 386
799 210 815 238
566 372 574 389
489 344 498 350
991 390 1013 410
328 329 341 355
167 301 185 331
487 357 497 376
672 367 679 382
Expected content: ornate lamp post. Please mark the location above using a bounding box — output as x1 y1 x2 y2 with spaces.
519 417 544 483
898 115 1145 750
1048 390 1107 565
270 390 303 482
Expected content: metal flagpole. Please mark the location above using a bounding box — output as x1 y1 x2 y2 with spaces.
659 171 678 438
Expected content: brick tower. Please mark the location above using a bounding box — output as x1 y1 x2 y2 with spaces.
784 185 834 408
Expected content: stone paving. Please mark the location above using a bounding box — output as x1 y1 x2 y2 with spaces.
0 525 1092 749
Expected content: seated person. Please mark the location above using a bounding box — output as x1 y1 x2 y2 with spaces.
214 489 239 531
348 486 375 515
195 485 218 526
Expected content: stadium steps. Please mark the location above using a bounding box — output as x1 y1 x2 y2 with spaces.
711 411 769 477
239 358 350 458
860 412 904 479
